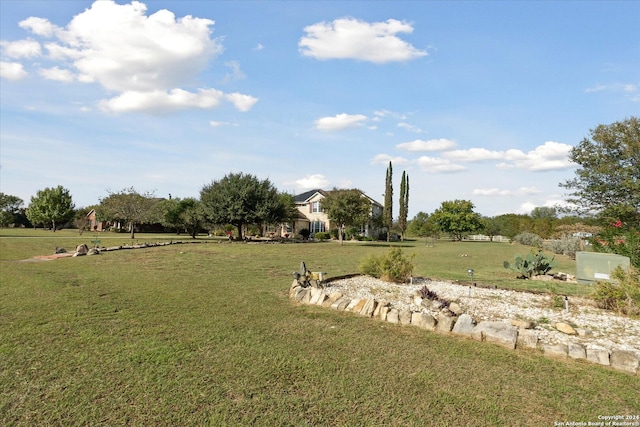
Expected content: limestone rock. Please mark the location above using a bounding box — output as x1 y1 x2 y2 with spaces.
87 248 100 255
351 299 367 313
386 309 399 324
331 297 351 311
448 302 463 315
471 321 518 349
294 288 309 302
324 292 344 307
517 329 539 349
510 319 534 329
451 314 475 336
289 284 302 299
302 289 313 304
378 305 390 321
555 322 577 335
345 299 362 312
399 309 412 325
542 343 568 358
610 350 639 374
373 300 388 318
586 347 610 366
436 313 456 334
568 343 586 359
575 328 592 337
309 287 327 305
411 311 437 331
359 299 378 317
76 244 89 255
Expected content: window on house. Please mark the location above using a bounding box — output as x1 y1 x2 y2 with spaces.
310 221 325 234
311 201 321 213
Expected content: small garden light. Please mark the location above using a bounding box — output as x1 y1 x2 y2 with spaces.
467 269 474 297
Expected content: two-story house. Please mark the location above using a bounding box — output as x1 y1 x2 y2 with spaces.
291 189 384 238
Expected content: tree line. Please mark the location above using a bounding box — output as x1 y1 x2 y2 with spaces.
1 118 637 257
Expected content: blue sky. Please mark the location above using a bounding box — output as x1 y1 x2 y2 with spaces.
1 1 638 219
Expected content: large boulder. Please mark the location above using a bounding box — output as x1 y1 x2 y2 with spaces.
471 321 518 350
610 350 639 374
75 244 89 256
451 314 475 336
435 313 456 334
411 311 437 331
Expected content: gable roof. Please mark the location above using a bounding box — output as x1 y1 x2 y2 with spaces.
294 188 382 207
293 189 326 203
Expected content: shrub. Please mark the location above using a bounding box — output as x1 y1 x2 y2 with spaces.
330 228 340 240
299 228 310 240
345 227 361 240
503 250 558 279
314 231 329 241
591 266 640 316
359 248 415 283
546 235 581 259
513 232 543 248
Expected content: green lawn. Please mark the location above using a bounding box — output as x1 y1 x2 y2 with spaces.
0 230 637 425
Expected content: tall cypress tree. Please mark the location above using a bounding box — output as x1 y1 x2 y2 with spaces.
399 171 409 241
383 161 393 241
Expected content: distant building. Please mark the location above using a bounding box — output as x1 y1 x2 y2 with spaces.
290 189 383 238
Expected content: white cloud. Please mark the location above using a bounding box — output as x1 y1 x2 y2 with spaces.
225 93 259 112
516 201 537 215
19 16 58 37
254 43 264 51
288 174 330 190
444 147 504 162
397 122 422 133
584 84 607 93
397 138 457 152
473 186 541 196
222 60 245 83
210 121 238 127
584 82 639 102
0 39 41 58
442 141 574 171
99 88 225 113
299 17 427 63
39 66 75 82
501 141 574 171
0 61 28 80
416 156 465 173
314 113 368 131
371 154 410 165
515 198 571 215
10 0 257 114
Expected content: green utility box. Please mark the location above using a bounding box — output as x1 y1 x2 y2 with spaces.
575 252 630 285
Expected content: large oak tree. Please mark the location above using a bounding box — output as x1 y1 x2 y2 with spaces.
561 117 640 226
200 172 287 240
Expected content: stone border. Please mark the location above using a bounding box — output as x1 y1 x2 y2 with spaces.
31 240 212 260
289 279 639 376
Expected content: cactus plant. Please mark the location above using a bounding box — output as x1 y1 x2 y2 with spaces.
504 250 557 279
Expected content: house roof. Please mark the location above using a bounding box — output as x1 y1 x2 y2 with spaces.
294 188 382 207
293 189 326 203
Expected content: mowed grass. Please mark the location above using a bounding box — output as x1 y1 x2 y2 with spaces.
0 230 637 425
